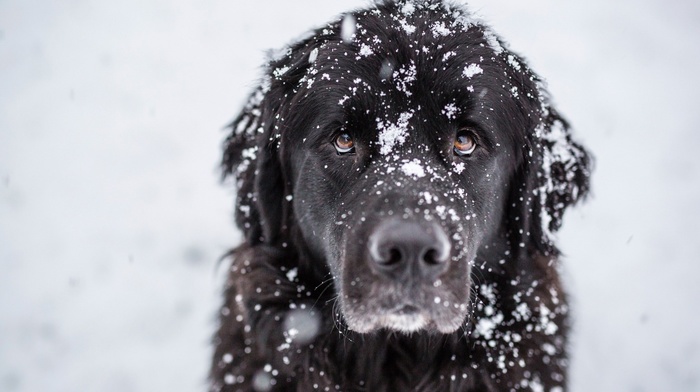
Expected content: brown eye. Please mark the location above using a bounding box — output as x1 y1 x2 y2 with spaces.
453 130 477 156
334 133 355 154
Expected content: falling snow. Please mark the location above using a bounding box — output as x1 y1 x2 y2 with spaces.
341 14 356 43
3 1 697 392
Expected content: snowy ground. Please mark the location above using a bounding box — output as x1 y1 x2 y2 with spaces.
1 0 699 391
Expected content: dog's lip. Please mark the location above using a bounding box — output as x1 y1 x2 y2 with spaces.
389 304 421 315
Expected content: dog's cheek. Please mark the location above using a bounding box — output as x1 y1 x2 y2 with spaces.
459 168 512 241
293 172 336 251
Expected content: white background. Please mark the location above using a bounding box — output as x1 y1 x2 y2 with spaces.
1 0 699 391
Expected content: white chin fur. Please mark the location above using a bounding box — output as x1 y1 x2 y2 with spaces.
346 312 465 334
378 313 428 333
345 312 429 333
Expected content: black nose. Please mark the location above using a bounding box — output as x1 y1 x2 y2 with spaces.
368 219 451 281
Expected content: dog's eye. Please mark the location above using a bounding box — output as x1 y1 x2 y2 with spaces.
334 133 356 154
453 130 477 156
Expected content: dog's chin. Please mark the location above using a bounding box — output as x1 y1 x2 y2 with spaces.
378 312 429 333
343 307 465 334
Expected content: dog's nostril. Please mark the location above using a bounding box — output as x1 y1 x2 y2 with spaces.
422 248 441 265
386 248 402 266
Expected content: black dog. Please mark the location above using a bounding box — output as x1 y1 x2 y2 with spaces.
211 1 590 391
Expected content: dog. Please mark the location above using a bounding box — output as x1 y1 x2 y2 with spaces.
211 1 591 391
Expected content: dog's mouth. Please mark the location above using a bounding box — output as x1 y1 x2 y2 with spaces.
375 306 430 333
393 304 420 315
338 284 471 334
343 304 469 334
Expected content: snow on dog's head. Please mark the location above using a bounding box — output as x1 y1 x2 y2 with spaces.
223 0 590 334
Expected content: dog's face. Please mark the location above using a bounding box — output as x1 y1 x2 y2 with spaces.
224 1 590 335
288 105 512 333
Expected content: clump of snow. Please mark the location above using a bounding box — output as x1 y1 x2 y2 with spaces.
510 86 519 98
400 159 426 178
507 54 521 71
398 18 416 34
308 48 318 63
442 103 460 120
463 63 483 78
272 65 290 79
400 1 416 16
358 43 373 57
241 146 258 160
431 21 452 37
482 28 504 54
286 267 298 282
377 111 413 155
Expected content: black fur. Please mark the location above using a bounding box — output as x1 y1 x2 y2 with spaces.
212 1 591 391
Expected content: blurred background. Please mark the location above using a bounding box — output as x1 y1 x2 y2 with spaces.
1 0 699 391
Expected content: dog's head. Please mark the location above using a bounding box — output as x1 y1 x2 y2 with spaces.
223 0 590 334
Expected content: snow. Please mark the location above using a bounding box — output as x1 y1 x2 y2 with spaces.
358 43 374 57
442 103 460 119
308 48 319 63
400 159 427 179
340 14 357 43
398 18 417 35
442 51 457 61
285 267 298 282
431 21 452 37
392 60 418 97
1 1 699 392
400 1 416 16
463 63 484 78
377 110 414 155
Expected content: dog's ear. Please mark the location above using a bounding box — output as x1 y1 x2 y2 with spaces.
222 36 325 245
510 97 592 256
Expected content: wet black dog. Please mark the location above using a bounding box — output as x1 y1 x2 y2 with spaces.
211 1 590 391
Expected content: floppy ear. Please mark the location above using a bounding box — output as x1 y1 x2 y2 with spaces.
515 103 592 256
222 35 326 245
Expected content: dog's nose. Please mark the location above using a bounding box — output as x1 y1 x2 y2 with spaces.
368 219 451 281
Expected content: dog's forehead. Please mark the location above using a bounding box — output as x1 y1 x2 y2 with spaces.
298 3 515 136
309 3 501 89
259 1 544 171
